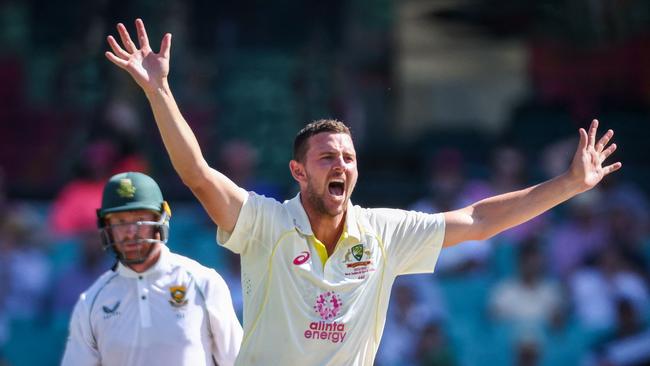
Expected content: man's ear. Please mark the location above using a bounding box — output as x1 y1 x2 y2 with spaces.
289 160 306 183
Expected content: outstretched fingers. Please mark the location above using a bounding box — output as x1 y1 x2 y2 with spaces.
578 128 588 151
587 119 599 147
107 35 130 60
117 23 137 53
596 129 614 152
603 162 622 176
601 143 617 162
105 51 129 69
135 18 150 50
160 33 172 59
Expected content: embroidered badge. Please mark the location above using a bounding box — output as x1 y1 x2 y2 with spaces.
169 285 188 308
117 179 136 198
342 243 375 278
351 244 364 261
344 243 371 263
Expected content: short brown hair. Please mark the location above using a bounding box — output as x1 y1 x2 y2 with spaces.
293 119 352 162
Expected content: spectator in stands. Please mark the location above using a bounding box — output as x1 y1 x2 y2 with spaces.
377 278 446 365
602 177 650 275
410 148 492 274
548 189 610 278
414 321 457 366
569 245 649 332
582 297 650 366
514 333 542 366
0 205 51 321
489 239 564 329
48 140 118 237
217 139 283 200
486 146 547 244
50 230 112 318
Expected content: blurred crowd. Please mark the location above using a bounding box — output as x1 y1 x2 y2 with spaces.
0 137 648 366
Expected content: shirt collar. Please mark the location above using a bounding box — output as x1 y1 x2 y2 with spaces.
285 193 362 243
116 244 171 278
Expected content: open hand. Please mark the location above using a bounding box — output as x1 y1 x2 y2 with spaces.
105 19 171 94
569 119 622 192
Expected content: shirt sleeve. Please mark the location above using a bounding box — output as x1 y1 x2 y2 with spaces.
60 295 101 366
368 208 445 275
205 270 243 366
216 192 284 255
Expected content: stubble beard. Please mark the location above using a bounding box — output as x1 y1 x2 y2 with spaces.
305 176 346 218
115 230 160 263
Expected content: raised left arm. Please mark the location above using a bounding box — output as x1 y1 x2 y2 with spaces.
443 119 621 247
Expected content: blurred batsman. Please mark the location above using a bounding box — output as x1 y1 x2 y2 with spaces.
61 172 242 366
104 19 621 366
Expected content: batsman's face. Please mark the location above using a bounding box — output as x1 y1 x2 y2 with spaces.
106 210 159 262
298 132 358 217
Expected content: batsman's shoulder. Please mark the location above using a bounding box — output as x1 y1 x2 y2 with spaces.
76 269 120 306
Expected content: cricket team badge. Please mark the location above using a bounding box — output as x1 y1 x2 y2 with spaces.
343 243 375 279
169 285 188 308
351 244 364 261
344 243 372 264
116 178 136 198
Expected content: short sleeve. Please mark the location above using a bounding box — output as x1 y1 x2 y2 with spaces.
368 209 445 275
216 192 284 255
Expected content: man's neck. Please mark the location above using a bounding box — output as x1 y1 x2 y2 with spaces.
312 215 346 256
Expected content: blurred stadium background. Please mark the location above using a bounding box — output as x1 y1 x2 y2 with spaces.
1 0 650 365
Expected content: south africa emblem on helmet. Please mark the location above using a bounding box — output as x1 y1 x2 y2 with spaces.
117 178 136 198
169 285 188 308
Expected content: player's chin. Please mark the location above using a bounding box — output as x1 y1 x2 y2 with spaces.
324 201 346 217
123 245 150 257
122 251 142 260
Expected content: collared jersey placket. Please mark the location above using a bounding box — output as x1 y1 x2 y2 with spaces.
313 229 354 280
324 234 358 281
136 275 152 328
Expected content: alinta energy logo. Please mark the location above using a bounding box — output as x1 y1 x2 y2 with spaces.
304 291 347 344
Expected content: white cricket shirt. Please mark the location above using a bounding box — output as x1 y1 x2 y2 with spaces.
217 193 445 365
61 245 242 366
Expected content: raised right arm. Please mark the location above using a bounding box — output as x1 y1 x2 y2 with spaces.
105 19 246 232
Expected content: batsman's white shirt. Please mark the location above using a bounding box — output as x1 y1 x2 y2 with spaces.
218 193 445 366
61 246 242 366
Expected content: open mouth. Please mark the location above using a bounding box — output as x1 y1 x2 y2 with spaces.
328 181 345 197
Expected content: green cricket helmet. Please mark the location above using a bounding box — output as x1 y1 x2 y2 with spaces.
97 172 171 264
